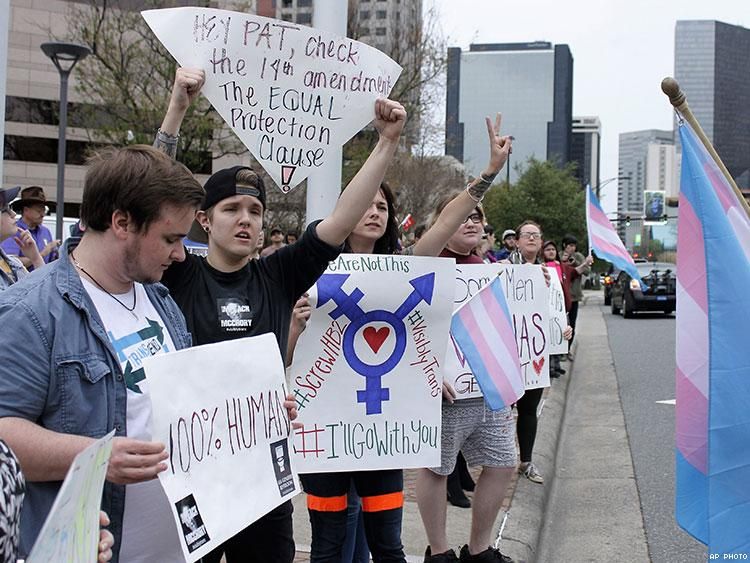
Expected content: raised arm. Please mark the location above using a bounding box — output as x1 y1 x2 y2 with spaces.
412 113 512 257
154 67 206 158
314 99 406 247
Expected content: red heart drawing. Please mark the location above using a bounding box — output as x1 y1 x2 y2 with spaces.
532 357 545 375
363 326 390 354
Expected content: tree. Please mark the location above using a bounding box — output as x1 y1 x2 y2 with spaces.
483 158 588 251
347 0 447 149
61 0 245 173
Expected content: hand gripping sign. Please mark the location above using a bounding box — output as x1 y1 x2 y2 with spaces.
288 254 455 473
26 432 114 563
142 7 402 192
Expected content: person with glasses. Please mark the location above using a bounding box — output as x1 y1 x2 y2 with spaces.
0 187 45 290
507 221 548 484
416 194 517 563
0 186 60 270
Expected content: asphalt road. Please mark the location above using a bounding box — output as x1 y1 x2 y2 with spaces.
602 304 707 563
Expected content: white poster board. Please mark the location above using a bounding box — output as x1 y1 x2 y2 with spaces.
288 254 455 472
548 272 568 355
142 7 402 192
144 334 298 562
26 432 114 563
497 264 550 389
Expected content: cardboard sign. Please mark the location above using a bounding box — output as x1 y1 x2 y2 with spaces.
26 432 114 563
548 272 568 355
288 254 455 472
142 7 402 192
144 334 299 562
497 264 550 389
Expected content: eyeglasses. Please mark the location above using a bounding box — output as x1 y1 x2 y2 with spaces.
462 213 483 225
518 232 542 240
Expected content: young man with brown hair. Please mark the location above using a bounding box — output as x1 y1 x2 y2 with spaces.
0 144 206 562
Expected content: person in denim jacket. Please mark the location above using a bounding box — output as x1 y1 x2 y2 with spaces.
0 145 204 561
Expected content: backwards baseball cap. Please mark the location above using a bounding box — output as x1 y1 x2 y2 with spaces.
501 229 516 240
0 186 21 211
187 166 267 244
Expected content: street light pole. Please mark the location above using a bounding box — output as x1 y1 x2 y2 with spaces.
595 175 630 199
41 42 91 241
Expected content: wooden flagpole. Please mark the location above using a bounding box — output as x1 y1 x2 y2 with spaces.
661 77 750 216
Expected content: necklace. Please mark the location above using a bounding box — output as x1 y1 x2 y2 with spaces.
71 251 138 320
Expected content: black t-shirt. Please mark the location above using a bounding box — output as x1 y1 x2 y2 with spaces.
162 220 342 352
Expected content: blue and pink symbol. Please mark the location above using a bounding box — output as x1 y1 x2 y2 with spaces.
316 272 435 414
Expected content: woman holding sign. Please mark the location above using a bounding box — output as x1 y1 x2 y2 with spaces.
156 68 407 563
293 115 513 563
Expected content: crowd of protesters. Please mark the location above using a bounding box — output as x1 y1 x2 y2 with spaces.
0 66 596 563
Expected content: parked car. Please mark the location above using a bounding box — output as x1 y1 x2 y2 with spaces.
610 261 676 317
602 269 615 305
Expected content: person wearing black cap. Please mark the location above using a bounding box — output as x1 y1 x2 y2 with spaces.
0 186 44 289
0 186 59 270
156 68 407 563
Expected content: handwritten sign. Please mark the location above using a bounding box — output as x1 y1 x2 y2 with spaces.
142 7 402 192
26 432 114 563
288 254 455 472
498 264 550 389
144 334 299 562
547 272 568 355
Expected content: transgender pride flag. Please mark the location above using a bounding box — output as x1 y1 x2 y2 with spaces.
675 120 750 556
585 185 643 285
450 277 525 411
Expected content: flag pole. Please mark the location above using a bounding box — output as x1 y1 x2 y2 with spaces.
661 77 750 216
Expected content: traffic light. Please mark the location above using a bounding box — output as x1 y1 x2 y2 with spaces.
625 215 631 227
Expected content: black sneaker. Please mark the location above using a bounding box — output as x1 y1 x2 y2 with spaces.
425 546 460 562
459 544 515 563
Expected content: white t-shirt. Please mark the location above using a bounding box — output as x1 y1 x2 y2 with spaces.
82 279 184 562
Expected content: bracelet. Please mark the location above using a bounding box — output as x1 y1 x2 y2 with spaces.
480 171 497 184
156 128 180 144
466 172 497 202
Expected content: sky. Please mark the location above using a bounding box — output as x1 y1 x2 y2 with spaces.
435 0 749 213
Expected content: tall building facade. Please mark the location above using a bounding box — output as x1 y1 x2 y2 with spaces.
571 116 600 189
674 20 750 190
445 42 573 183
617 129 674 246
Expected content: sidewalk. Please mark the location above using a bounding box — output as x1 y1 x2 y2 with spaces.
292 293 602 562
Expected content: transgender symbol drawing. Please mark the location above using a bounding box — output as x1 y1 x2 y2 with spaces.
316 272 436 415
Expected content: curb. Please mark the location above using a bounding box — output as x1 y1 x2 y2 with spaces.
500 298 588 562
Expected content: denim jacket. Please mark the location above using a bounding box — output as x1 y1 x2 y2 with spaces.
0 240 192 560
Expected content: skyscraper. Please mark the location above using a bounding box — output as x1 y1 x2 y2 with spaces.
617 129 674 246
445 41 573 183
571 116 601 189
674 20 750 189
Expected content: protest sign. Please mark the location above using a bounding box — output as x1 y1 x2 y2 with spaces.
446 264 502 400
497 264 550 389
548 272 568 355
288 254 455 472
144 334 298 562
26 432 114 563
142 7 402 192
